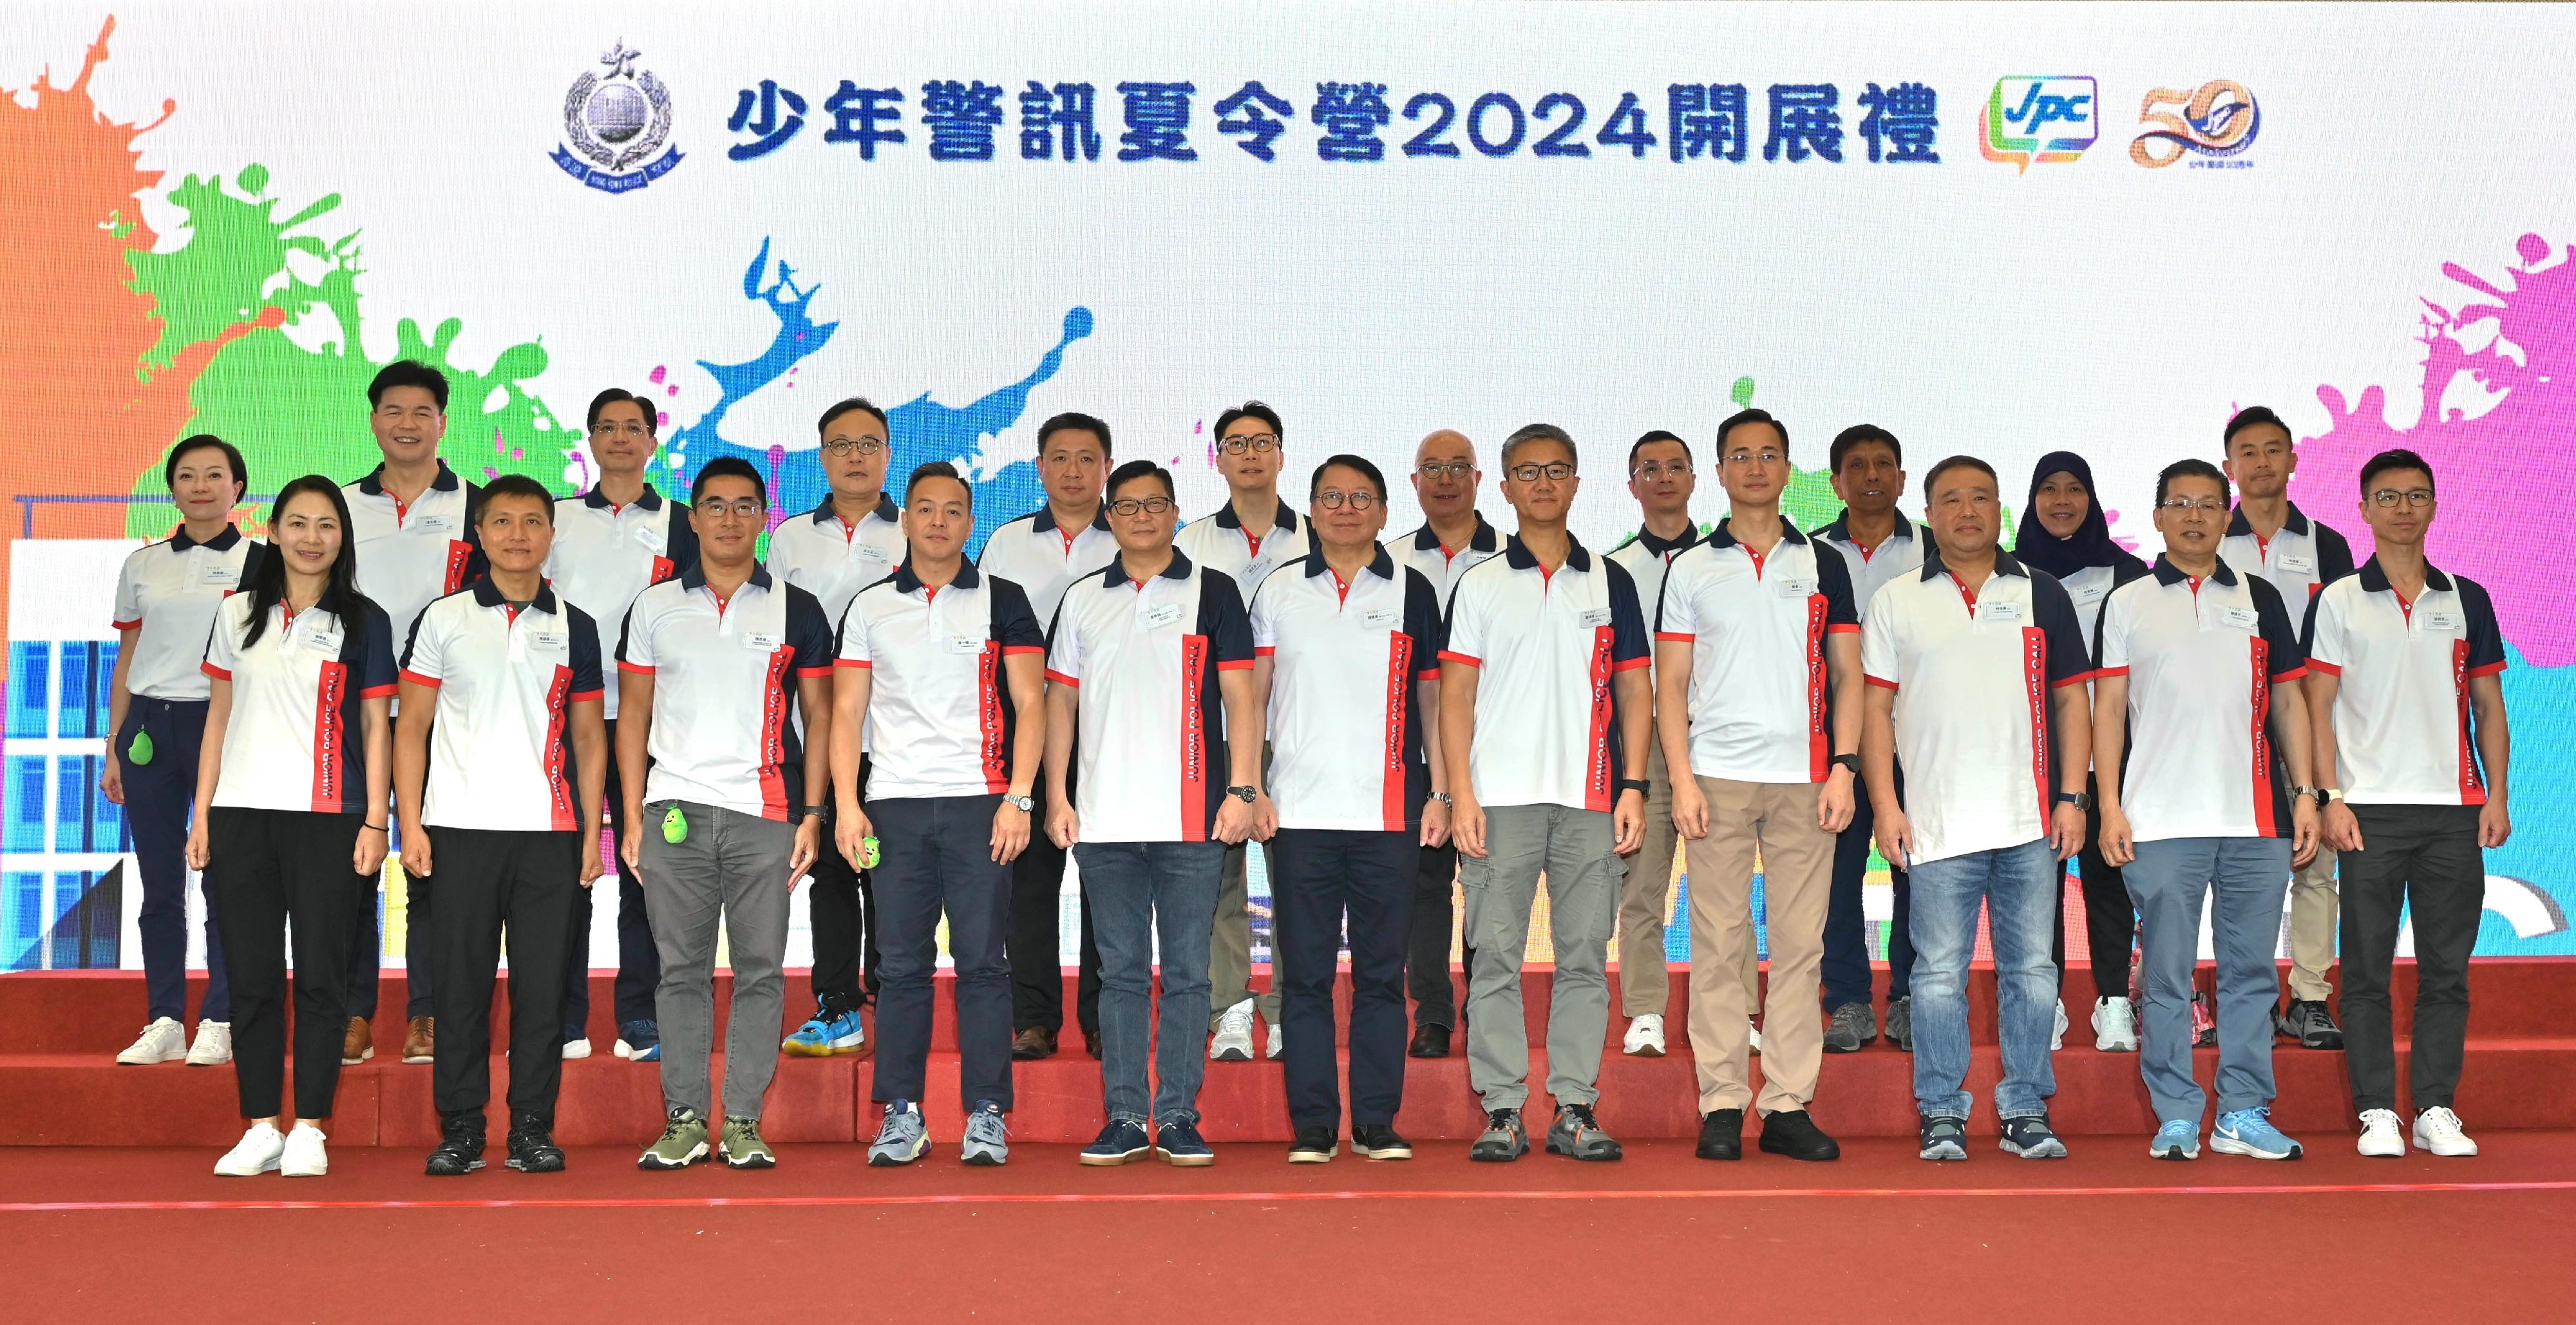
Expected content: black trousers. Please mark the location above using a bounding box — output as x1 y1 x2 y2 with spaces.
871 794 1014 1109
1821 767 1914 1008
1009 775 1101 1035
2054 773 2136 1002
808 755 880 1014
428 826 582 1122
1273 827 1416 1132
563 716 660 1035
1405 841 1465 1029
207 807 365 1120
2342 803 2485 1113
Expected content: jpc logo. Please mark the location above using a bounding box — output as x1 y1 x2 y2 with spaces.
1978 75 2098 174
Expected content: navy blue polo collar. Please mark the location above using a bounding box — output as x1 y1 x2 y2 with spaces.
1502 534 1592 574
681 559 775 593
2225 501 2314 539
1102 547 1196 588
1628 523 1701 558
581 483 665 512
1702 518 1807 552
469 576 562 615
2356 555 2452 595
355 460 460 497
171 523 243 552
1302 544 1397 581
1817 507 1914 545
1918 543 2029 581
1033 503 1113 535
1410 517 1499 554
2150 554 2239 588
1214 498 1300 534
894 559 981 594
812 493 899 526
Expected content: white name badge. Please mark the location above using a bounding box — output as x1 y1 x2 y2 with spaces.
2220 606 2261 632
2427 612 2462 633
305 628 346 657
1981 600 2025 623
949 634 985 654
1142 603 1184 629
1776 577 1819 600
2071 581 2107 605
744 632 782 652
633 523 665 552
1578 607 1612 628
199 561 242 588
417 514 455 535
2277 554 2315 575
530 630 569 652
851 541 891 562
1363 606 1402 628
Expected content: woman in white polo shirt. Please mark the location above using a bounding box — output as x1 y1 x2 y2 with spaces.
186 476 399 1178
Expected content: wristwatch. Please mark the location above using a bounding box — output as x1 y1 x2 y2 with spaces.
2053 791 2094 811
1830 753 1861 775
2318 787 2345 805
1616 778 1651 796
1226 784 1259 803
1003 794 1034 813
793 805 828 824
1427 791 1453 805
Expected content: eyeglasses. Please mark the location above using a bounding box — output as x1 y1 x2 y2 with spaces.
1719 448 1786 468
1217 433 1280 455
589 420 652 438
1415 461 1473 480
1506 462 1575 483
821 437 887 458
2369 487 2435 508
2157 498 2229 514
1107 496 1177 517
700 499 766 520
1313 490 1379 511
1630 460 1691 481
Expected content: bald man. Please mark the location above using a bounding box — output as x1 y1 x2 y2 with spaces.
1394 430 1504 1056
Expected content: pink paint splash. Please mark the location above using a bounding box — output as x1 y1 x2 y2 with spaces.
2293 232 2576 664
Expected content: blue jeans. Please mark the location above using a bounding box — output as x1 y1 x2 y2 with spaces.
1074 840 1225 1127
1909 838 2059 1121
2125 835 2291 1123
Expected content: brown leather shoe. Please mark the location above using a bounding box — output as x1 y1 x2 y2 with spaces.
1011 1026 1057 1060
342 1017 374 1065
1083 1028 1103 1060
401 1015 435 1064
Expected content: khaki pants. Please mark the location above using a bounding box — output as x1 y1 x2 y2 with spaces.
1209 841 1283 1029
1616 744 1757 1017
1685 778 1835 1116
2285 843 2338 1002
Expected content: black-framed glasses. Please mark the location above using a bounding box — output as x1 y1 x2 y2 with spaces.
1313 490 1379 511
1416 461 1473 480
1630 460 1690 481
821 437 887 458
1217 433 1280 455
1507 462 1575 483
2369 487 2435 508
1107 496 1177 517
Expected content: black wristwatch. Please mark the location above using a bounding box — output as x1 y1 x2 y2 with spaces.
2054 791 2093 811
1226 784 1259 803
793 805 828 824
1616 778 1650 796
1830 753 1861 775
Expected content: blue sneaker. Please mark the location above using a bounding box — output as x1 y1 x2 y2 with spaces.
1917 1114 1967 1161
1080 1120 1150 1167
2149 1119 2201 1160
2211 1107 2303 1160
1154 1119 1215 1167
615 1020 660 1062
782 1001 867 1058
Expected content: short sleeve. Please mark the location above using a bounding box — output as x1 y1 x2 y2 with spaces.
2302 583 2345 675
835 590 875 668
1403 568 1443 680
2461 577 2508 677
2246 578 2307 681
1198 570 1255 669
785 586 835 677
1604 560 1649 670
661 502 699 581
567 605 605 700
202 594 245 681
1045 590 1083 687
1655 552 1701 639
989 578 1046 654
2030 572 2093 686
1439 567 1487 668
2315 521 2356 587
1861 586 1902 690
354 602 400 698
616 594 656 673
2094 584 2134 676
111 553 143 630
398 600 445 688
1247 576 1280 654
1815 542 1860 631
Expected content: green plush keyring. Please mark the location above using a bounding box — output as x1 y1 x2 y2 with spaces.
127 729 156 766
661 805 688 843
859 835 882 870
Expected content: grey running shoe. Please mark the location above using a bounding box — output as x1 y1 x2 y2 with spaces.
1470 1109 1528 1162
1884 995 1915 1051
2275 999 2344 1049
961 1100 1009 1166
638 1107 708 1170
1546 1102 1624 1161
1823 1001 1877 1053
867 1100 929 1167
1999 1113 2068 1160
719 1114 776 1169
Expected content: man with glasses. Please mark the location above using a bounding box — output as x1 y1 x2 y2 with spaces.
770 397 909 1061
1655 409 1857 1162
2217 406 2360 1051
1176 401 1307 1062
1046 460 1261 1167
2093 459 2318 1163
546 388 698 1062
1443 424 1651 1163
2306 449 2510 1159
1394 429 1501 1058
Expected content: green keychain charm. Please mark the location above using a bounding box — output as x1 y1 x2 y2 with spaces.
127 729 156 766
661 805 688 843
859 836 882 870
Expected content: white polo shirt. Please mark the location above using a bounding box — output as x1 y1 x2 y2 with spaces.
201 590 399 815
399 580 605 832
1397 516 1503 612
616 563 836 821
978 503 1120 634
2305 556 2507 806
545 485 695 721
2052 556 2148 657
2096 558 2308 841
1859 547 2094 866
1812 509 1927 621
111 525 261 702
1607 522 1701 697
345 462 484 666
834 561 1047 800
769 493 908 627
2221 501 2356 612
1045 549 1255 843
1656 520 1861 784
1249 547 1444 832
1177 497 1309 596
1441 535 1651 812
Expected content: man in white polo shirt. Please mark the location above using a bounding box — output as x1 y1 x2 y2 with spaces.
619 457 836 1172
2094 458 2318 1163
1045 459 1260 1167
395 475 608 1177
2307 447 2510 1160
2218 405 2361 1051
772 397 910 1060
1443 423 1651 1165
1861 454 2093 1162
545 386 696 1062
835 461 1048 1168
1656 408 1859 1163
980 411 1120 1062
1176 400 1307 1062
343 359 487 1068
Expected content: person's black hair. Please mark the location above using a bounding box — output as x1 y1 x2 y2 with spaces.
1715 408 1785 455
1106 458 1175 502
2154 458 2230 507
1310 453 1388 500
1627 429 1691 469
1037 411 1113 458
240 476 371 649
478 474 556 523
690 456 767 505
367 359 449 412
1920 454 1998 502
1213 400 1283 441
906 460 970 507
818 396 889 438
164 433 247 494
587 388 659 434
2360 448 2437 498
1830 424 1902 473
2222 405 2291 449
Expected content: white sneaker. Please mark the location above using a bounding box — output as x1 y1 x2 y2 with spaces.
281 1123 329 1177
2092 997 2138 1053
214 1122 285 1176
1265 1018 1285 1060
2413 1107 2479 1157
185 1020 233 1066
1748 1020 1762 1057
1622 1013 1667 1057
117 1017 186 1065
613 1039 636 1059
563 1037 592 1060
2051 999 2069 1051
2356 1108 2407 1158
1210 999 1255 1061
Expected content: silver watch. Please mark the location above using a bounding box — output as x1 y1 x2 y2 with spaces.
1004 794 1035 813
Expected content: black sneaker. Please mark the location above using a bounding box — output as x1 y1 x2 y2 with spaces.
1352 1123 1412 1160
1470 1109 1528 1162
1079 1120 1150 1167
505 1112 565 1173
1696 1108 1744 1161
1823 1002 1877 1053
1918 1114 1967 1161
1758 1109 1841 1161
1154 1119 1215 1167
1999 1113 2069 1160
1546 1102 1623 1161
1884 996 1915 1051
2276 999 2344 1049
425 1111 486 1176
1288 1127 1337 1163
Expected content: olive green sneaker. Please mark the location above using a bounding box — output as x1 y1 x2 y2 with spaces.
638 1107 709 1170
719 1114 776 1169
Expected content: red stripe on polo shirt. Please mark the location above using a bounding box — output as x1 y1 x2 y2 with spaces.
1436 650 1480 668
2453 639 2486 806
1864 674 1899 691
978 646 1009 793
1610 656 1650 672
111 617 142 630
2271 666 2307 684
1002 645 1045 656
1216 659 1254 671
442 541 473 595
2094 665 2131 678
2467 659 2507 678
618 660 655 674
569 688 603 702
1045 670 1079 687
2248 639 2277 838
545 664 578 831
1255 645 1278 657
1826 623 1860 635
310 661 348 814
651 555 677 585
835 659 872 669
1654 631 1694 643
795 665 833 677
757 645 793 822
2020 626 2049 829
2307 659 2342 676
1179 634 1210 841
1805 593 1830 783
357 684 397 699
399 668 442 689
201 662 231 681
1383 633 1413 832
1584 625 1616 814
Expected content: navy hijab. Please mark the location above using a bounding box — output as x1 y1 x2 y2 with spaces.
2014 451 2134 579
